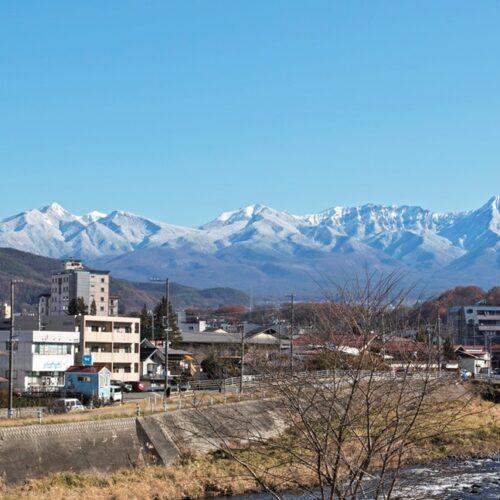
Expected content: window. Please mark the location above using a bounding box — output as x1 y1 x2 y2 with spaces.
100 297 104 301
33 343 71 355
101 278 105 283
100 307 105 311
77 376 91 382
101 288 105 292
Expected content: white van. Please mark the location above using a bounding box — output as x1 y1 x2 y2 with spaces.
50 398 85 414
109 385 123 403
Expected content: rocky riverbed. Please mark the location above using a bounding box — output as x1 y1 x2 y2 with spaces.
223 456 500 499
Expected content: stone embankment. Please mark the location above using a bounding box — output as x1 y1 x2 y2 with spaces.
0 400 281 485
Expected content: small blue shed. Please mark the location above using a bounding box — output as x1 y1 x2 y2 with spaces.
65 365 112 400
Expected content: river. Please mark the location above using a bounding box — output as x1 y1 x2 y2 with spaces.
222 456 500 499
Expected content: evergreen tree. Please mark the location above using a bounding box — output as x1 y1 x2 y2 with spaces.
67 297 88 316
139 303 153 340
154 296 181 348
415 328 428 344
90 299 97 316
443 336 456 360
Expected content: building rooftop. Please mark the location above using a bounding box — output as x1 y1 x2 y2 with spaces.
66 365 109 373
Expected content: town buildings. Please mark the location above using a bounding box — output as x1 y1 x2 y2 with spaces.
0 329 80 391
0 259 141 389
47 259 114 316
75 315 141 382
448 304 500 369
448 304 500 346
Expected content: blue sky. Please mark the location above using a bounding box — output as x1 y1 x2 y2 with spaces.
1 1 500 226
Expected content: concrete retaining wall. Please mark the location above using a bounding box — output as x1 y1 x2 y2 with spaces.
0 400 283 485
0 418 150 484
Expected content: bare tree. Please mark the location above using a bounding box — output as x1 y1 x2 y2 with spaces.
173 271 471 499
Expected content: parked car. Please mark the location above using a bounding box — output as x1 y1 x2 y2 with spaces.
129 381 146 392
50 398 85 414
109 385 123 403
111 380 133 393
170 382 192 392
148 383 165 392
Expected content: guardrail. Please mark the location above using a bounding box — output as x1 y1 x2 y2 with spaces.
475 373 500 381
190 369 457 392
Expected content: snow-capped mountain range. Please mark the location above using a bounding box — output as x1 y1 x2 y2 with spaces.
1 197 500 297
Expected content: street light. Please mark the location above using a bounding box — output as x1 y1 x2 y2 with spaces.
8 279 23 418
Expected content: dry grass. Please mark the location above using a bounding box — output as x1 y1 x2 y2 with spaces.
1 397 499 499
0 391 252 427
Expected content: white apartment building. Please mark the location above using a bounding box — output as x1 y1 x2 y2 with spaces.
0 330 80 391
49 260 111 316
76 315 141 382
177 310 207 333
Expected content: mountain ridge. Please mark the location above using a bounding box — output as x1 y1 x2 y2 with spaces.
1 198 499 298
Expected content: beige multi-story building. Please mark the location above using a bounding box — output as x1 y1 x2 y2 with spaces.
76 315 141 382
49 260 111 316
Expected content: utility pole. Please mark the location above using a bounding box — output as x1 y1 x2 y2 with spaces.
437 316 442 374
239 321 246 395
8 279 22 419
150 276 171 397
289 294 295 374
37 298 41 331
150 310 155 342
164 278 170 399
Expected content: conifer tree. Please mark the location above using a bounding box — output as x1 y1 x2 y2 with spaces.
139 303 153 340
67 297 88 316
443 335 456 360
90 299 97 316
154 296 181 348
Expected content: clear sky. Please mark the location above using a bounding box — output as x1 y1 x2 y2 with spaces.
1 1 500 226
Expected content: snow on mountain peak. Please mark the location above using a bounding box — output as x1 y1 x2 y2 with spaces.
83 210 106 222
1 197 500 287
40 202 70 217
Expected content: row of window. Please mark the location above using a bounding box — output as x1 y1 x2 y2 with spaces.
90 326 133 332
33 343 72 355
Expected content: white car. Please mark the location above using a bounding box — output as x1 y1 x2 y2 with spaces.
50 398 85 414
109 385 123 403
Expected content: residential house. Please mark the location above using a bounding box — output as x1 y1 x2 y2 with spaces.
140 338 197 381
64 365 112 401
455 345 491 375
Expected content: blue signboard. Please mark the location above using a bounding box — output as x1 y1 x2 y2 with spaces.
82 355 93 366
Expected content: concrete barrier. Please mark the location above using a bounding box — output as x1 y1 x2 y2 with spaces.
0 399 284 485
0 418 148 484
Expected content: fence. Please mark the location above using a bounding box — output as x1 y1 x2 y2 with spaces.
191 369 457 393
